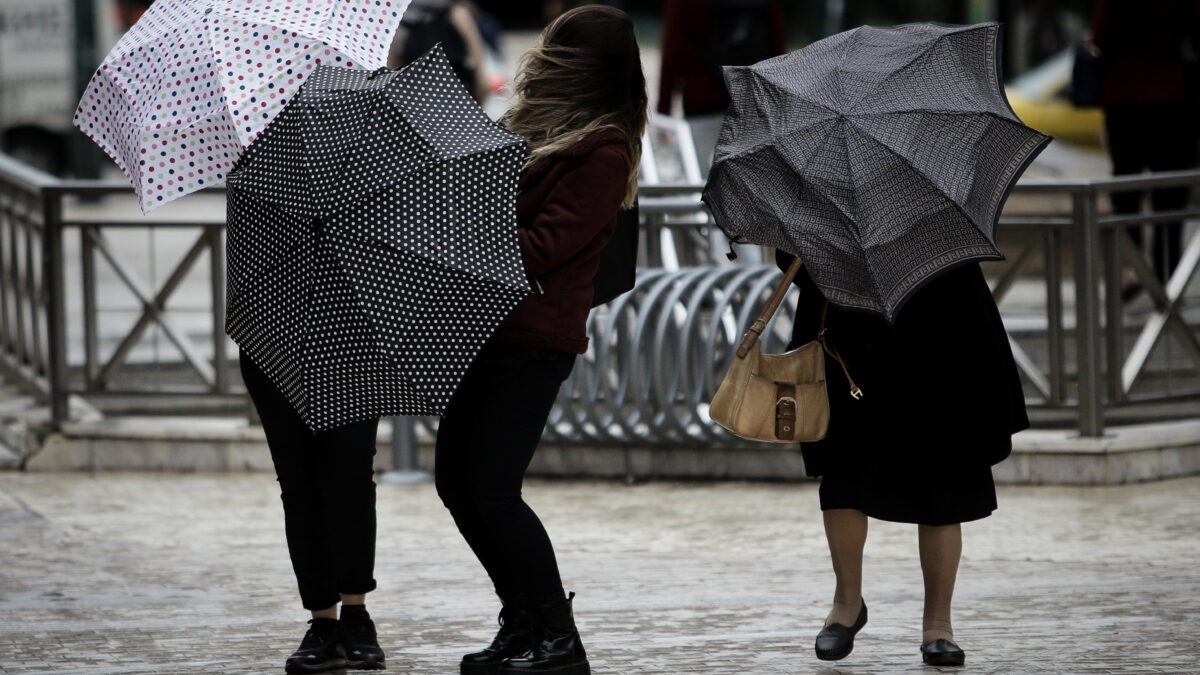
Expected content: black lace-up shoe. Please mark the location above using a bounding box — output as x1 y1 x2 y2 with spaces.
500 592 589 675
339 605 386 670
285 618 346 674
462 605 535 674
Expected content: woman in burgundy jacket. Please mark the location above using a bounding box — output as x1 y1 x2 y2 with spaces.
433 6 647 675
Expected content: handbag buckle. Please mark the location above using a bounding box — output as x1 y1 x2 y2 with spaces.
850 385 863 400
776 396 797 407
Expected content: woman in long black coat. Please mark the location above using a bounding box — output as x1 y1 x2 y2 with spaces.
777 250 1028 667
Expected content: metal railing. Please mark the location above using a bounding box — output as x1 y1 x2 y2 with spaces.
2 152 1198 441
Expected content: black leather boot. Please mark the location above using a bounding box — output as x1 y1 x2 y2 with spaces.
285 618 347 674
339 604 386 670
500 592 589 675
461 604 535 674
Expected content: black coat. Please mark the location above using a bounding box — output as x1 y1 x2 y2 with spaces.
777 251 1028 478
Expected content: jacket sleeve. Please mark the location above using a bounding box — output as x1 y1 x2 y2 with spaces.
517 145 632 276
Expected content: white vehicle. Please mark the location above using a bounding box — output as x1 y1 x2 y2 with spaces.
0 0 125 174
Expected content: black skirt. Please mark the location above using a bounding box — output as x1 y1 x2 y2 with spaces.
779 253 1028 526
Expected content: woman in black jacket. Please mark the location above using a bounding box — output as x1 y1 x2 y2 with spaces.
434 6 648 675
777 251 1028 667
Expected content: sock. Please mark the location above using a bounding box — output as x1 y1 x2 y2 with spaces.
341 604 370 620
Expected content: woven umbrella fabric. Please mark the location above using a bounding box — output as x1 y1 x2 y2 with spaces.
702 22 1051 321
225 46 530 432
73 0 411 213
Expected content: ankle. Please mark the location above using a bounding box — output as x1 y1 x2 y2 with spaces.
923 628 955 644
825 595 863 627
922 616 954 644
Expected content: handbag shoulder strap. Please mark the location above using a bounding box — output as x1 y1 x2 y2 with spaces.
735 257 803 358
817 301 864 399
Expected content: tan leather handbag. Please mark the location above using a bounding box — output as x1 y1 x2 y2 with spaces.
709 257 861 443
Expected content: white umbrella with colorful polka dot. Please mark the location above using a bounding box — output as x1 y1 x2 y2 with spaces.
73 0 411 213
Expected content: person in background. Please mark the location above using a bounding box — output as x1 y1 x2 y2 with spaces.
658 0 785 175
1090 0 1200 300
434 6 648 675
391 0 491 104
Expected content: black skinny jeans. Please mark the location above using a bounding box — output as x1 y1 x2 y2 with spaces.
241 355 380 611
435 344 576 606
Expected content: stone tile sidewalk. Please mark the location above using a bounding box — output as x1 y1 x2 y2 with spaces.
1 473 1198 674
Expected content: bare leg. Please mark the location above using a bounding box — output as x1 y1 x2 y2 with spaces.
311 603 337 621
341 593 366 607
823 509 867 626
918 523 962 644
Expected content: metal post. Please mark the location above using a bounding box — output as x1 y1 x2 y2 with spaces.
1071 189 1105 437
209 226 228 393
72 0 101 178
42 192 70 424
1043 229 1064 405
81 226 99 384
379 416 429 484
1101 226 1124 403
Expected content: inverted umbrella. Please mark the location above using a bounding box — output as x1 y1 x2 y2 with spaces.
226 46 530 432
702 22 1051 321
73 0 411 213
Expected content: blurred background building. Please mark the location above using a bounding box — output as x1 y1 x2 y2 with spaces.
0 0 1105 178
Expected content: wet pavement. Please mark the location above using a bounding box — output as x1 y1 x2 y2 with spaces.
1 472 1198 674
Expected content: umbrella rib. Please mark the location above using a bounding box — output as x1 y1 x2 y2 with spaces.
716 115 839 167
833 121 890 303
844 117 995 242
844 23 995 116
326 217 529 293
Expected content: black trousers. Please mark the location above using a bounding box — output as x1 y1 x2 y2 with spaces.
1104 103 1199 284
435 344 576 606
241 355 380 611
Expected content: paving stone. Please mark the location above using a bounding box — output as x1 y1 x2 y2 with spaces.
0 473 1198 674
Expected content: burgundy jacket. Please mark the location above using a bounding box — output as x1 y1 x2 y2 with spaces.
1092 0 1200 107
489 129 632 354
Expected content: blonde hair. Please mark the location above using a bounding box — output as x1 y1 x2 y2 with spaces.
504 5 648 207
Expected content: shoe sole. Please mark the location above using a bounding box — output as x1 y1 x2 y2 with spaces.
346 658 386 670
461 662 501 674
285 658 348 674
498 663 590 674
922 653 966 667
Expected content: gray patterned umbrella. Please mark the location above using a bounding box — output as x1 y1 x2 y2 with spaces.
702 22 1051 321
225 46 530 432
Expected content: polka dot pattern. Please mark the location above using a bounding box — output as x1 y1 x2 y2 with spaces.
225 46 531 432
73 0 412 214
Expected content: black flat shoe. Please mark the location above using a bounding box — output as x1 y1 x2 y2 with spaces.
921 638 965 666
814 601 867 661
286 618 347 674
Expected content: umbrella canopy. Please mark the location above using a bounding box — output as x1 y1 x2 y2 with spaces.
73 0 411 213
225 46 530 432
702 22 1051 321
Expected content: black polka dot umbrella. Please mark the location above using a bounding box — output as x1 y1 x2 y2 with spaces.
702 22 1051 322
225 46 530 433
